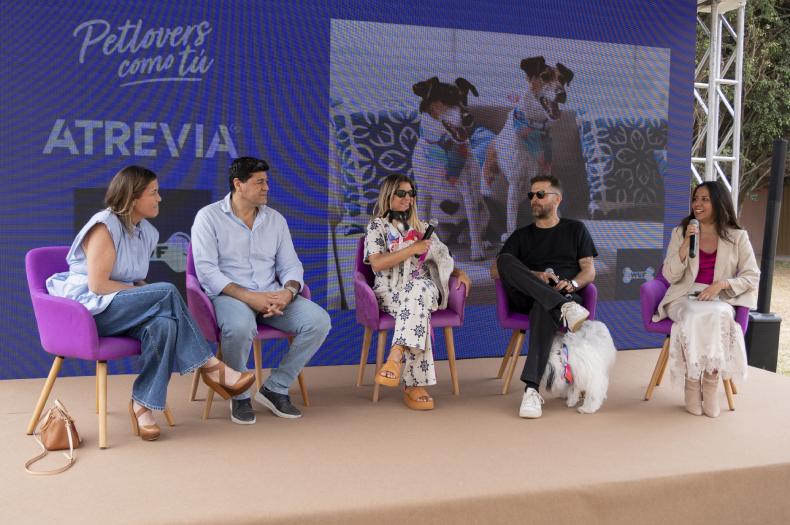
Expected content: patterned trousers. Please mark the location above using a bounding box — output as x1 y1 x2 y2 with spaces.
376 278 439 387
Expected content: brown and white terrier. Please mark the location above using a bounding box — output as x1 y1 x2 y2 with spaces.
483 56 574 242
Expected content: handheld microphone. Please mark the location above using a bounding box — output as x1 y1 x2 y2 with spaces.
423 218 439 240
689 219 699 258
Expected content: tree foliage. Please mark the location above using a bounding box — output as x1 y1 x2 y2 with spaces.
695 0 789 206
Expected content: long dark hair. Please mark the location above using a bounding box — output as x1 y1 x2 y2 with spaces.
680 180 741 242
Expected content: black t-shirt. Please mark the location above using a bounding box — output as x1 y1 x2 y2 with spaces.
499 218 598 281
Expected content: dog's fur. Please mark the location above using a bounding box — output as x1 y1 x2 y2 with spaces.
540 320 617 414
483 57 574 241
412 77 490 261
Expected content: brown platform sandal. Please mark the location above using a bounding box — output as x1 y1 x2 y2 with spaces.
129 400 160 441
199 362 256 400
403 387 434 411
374 348 404 388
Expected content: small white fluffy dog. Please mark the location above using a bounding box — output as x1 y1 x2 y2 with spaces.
540 320 617 414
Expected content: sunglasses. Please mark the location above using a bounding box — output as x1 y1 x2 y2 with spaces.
528 190 559 200
394 189 417 198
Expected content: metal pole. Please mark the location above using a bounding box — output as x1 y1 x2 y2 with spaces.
731 2 746 206
757 139 788 313
705 1 721 182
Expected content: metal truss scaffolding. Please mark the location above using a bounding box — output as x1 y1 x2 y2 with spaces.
693 0 747 203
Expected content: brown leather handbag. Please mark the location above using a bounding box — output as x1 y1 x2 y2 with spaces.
25 399 82 475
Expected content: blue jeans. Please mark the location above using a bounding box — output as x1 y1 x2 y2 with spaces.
93 282 213 411
211 295 331 398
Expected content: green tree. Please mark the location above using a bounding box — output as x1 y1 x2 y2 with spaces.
695 0 789 206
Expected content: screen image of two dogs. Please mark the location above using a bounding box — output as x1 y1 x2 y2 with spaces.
412 56 573 261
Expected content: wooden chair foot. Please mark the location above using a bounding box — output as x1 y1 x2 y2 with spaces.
27 357 63 434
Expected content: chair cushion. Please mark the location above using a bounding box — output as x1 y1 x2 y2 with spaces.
96 337 142 361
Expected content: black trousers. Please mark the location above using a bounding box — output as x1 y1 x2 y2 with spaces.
497 253 582 387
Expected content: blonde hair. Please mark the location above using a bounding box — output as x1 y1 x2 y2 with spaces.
104 165 157 235
372 174 423 232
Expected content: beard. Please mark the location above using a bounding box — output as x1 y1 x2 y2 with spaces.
532 204 551 219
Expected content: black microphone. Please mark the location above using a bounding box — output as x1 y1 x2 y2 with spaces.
423 218 438 240
689 218 699 258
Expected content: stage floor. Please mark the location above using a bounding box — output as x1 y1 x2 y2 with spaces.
2 349 790 524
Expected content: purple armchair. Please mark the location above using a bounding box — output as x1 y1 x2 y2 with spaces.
353 237 466 401
640 272 747 409
494 278 598 394
25 246 173 449
185 245 310 419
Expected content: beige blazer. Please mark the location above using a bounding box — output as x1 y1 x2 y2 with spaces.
653 226 760 322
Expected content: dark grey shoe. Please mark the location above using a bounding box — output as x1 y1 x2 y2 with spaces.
230 398 256 425
254 386 302 419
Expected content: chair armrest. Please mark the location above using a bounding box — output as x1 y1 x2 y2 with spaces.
30 292 100 359
186 274 220 343
300 284 311 300
735 306 750 334
580 283 598 321
354 271 380 328
446 275 467 323
640 278 669 328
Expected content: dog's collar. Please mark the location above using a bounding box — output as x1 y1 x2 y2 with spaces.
513 108 549 133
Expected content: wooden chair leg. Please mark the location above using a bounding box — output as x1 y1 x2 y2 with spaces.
356 327 373 387
27 356 63 434
497 331 518 379
730 379 738 395
202 345 221 420
723 379 735 411
372 330 388 403
97 360 108 449
644 338 670 401
253 340 263 392
502 331 525 395
163 404 175 426
202 389 215 420
444 327 460 395
297 371 310 407
96 368 100 414
188 370 200 401
655 340 670 386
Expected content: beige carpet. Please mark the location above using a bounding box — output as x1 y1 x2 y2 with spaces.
2 349 790 525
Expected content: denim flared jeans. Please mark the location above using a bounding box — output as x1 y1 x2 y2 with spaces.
93 282 213 410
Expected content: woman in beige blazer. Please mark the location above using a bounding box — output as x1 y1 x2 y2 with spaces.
654 181 759 417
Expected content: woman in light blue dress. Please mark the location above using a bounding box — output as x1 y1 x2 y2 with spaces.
47 166 254 441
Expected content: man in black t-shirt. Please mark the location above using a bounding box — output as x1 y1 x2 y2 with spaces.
491 174 597 418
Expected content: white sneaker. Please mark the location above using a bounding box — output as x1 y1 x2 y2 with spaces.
560 302 589 332
519 388 544 418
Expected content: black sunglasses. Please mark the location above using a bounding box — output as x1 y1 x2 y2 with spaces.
394 189 417 198
528 190 559 200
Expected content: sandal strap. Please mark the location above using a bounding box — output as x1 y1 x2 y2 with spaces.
202 361 228 386
406 387 431 402
201 362 223 373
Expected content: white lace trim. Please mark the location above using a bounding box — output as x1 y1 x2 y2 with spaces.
668 307 748 386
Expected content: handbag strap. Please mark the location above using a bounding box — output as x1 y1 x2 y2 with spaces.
24 403 77 475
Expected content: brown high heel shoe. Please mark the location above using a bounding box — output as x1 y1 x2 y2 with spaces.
199 362 256 400
128 400 160 441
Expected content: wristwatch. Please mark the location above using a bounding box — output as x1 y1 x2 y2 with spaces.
570 279 579 291
285 283 300 301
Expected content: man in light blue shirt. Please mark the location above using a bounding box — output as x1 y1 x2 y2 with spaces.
191 157 331 424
